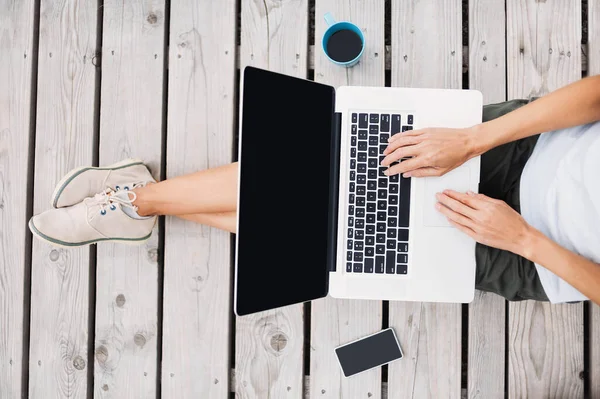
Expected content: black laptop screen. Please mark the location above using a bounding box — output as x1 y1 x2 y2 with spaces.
236 67 336 315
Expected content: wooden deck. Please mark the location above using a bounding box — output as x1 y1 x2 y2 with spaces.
0 0 599 398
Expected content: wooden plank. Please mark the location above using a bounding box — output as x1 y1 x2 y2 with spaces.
94 1 165 397
235 0 307 397
161 1 236 398
28 0 98 398
387 1 462 398
587 2 599 396
467 0 506 398
506 0 583 397
0 0 36 397
309 1 384 398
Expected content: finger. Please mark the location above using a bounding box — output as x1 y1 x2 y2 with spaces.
443 189 485 210
381 145 420 166
436 193 477 218
467 191 501 204
383 134 424 155
435 202 476 228
408 167 442 177
388 128 425 142
447 218 478 238
384 157 427 177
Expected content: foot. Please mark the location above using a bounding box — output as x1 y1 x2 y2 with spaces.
30 189 156 247
51 158 156 208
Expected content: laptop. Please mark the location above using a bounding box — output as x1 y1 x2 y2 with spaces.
234 66 482 316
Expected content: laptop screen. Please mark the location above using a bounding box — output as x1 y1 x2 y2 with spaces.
236 67 336 315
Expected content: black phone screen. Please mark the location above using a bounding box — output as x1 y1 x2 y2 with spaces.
335 328 403 377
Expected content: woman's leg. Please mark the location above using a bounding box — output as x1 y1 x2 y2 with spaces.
133 162 238 216
177 212 237 233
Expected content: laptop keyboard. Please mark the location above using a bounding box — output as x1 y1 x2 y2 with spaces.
346 111 413 275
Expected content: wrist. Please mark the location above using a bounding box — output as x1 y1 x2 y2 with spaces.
518 225 544 261
466 123 494 157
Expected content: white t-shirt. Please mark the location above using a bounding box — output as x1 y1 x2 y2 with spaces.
519 121 600 303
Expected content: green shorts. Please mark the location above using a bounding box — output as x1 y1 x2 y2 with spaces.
475 99 549 301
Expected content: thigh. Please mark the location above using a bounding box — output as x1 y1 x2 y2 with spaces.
479 100 539 209
475 243 548 301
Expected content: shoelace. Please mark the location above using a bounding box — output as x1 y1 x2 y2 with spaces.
87 189 138 216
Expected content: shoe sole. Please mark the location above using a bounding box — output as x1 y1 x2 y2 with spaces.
51 158 145 208
29 218 153 248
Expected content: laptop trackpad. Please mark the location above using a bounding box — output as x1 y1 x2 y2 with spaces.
423 167 471 227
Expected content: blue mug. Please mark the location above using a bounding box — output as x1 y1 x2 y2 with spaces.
322 13 365 67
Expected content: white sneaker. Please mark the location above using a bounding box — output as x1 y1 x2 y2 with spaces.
30 189 156 247
51 158 156 208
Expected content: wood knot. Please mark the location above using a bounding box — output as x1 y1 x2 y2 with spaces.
403 55 408 62
321 389 326 394
483 56 487 62
214 378 219 384
38 360 41 366
579 371 585 380
270 333 288 352
481 40 486 46
72 356 86 370
49 249 59 262
519 47 524 54
147 248 158 263
368 392 373 397
115 294 126 307
134 333 147 347
147 13 158 24
95 345 108 365
287 386 291 391
102 384 109 391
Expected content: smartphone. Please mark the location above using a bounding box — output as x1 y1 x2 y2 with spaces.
334 328 403 377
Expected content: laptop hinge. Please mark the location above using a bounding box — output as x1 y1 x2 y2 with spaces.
327 112 342 273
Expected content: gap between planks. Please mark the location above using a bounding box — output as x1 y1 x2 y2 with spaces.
233 44 589 71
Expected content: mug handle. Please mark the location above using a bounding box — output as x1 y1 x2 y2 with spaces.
324 12 336 27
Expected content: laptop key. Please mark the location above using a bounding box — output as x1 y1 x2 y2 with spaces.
369 114 379 123
379 144 387 154
352 124 357 134
366 224 375 235
376 245 385 255
389 174 399 183
367 180 377 190
378 178 388 188
367 203 376 213
351 148 356 158
350 182 355 192
366 214 375 223
354 263 363 273
387 229 397 239
389 183 398 194
359 113 368 128
354 241 364 251
352 113 358 123
347 262 353 272
355 230 365 240
359 130 368 139
347 228 353 238
351 136 357 146
354 252 363 262
398 242 408 252
368 147 378 157
387 240 395 250
380 114 390 132
348 205 354 216
365 246 375 257
377 200 386 210
397 264 408 274
377 211 386 221
386 251 396 274
369 125 379 135
376 222 386 232
356 209 365 218
347 251 352 261
368 170 377 179
375 256 385 273
380 133 389 143
364 258 374 273
388 218 397 227
408 114 414 124
357 163 366 173
358 152 367 162
399 176 411 226
378 189 386 199
368 158 378 168
388 206 398 216
391 114 401 134
358 141 367 151
376 234 385 243
366 235 375 245
398 228 409 241
348 216 354 227
389 195 398 205
369 136 378 146
350 171 356 182
355 219 365 228
357 185 366 195
397 253 408 264
350 159 356 169
347 239 353 250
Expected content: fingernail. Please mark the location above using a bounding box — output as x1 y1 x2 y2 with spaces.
467 191 475 196
436 193 442 199
443 189 450 194
403 173 411 178
435 203 442 210
383 169 389 176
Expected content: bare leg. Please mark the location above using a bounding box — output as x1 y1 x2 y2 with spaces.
133 162 238 216
176 212 237 233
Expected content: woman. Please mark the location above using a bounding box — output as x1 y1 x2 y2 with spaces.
30 76 600 305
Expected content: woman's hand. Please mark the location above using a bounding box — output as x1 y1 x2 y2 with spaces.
435 190 534 256
381 127 481 177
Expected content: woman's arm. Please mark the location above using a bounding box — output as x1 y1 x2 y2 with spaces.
473 74 600 154
382 75 600 177
436 190 600 305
